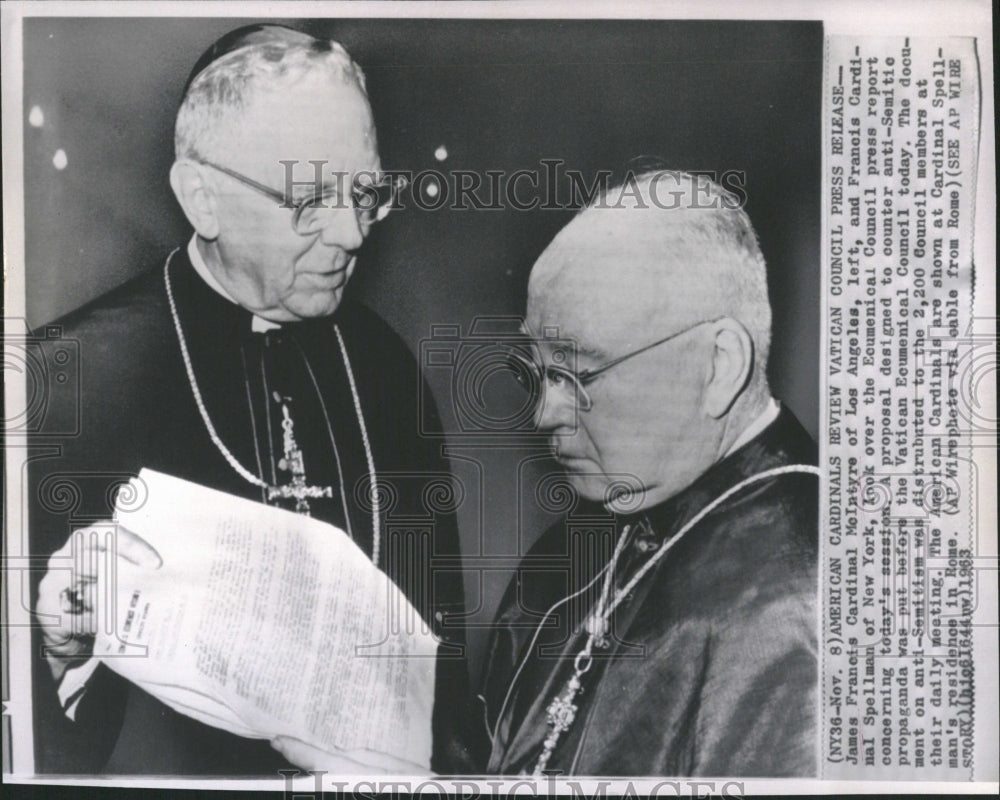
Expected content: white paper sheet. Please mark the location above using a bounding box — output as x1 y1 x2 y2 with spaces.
93 468 437 769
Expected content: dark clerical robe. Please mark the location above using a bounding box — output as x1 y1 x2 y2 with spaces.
481 407 818 776
30 245 479 775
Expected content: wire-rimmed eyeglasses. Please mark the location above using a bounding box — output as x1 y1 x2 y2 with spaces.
199 160 407 235
503 317 723 412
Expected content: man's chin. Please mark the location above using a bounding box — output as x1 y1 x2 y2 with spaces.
282 288 345 320
561 471 617 504
561 469 651 511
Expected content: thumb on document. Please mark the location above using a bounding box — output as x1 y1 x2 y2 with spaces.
114 525 163 569
272 736 432 776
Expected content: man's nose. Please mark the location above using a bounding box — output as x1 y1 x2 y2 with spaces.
317 206 365 251
534 384 577 432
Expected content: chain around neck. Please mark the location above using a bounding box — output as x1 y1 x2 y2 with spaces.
163 248 380 564
529 463 822 774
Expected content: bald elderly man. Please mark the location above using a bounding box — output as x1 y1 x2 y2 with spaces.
480 170 819 776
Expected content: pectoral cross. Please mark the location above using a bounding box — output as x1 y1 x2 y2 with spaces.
268 398 333 514
534 672 584 775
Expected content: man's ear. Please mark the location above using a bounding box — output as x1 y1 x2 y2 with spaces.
170 160 220 239
702 318 754 418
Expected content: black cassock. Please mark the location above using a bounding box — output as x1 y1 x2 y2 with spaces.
30 245 480 775
481 407 819 777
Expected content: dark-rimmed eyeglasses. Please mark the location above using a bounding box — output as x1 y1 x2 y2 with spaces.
199 160 407 235
504 317 723 412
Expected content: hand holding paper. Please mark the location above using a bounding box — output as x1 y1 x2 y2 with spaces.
35 522 161 682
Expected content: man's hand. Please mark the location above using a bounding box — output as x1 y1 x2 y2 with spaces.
35 523 162 682
272 736 432 776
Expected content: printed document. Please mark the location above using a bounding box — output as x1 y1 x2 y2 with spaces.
92 469 437 769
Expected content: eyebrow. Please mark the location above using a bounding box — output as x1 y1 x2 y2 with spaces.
291 181 371 209
573 341 607 362
293 166 384 197
549 339 608 366
520 323 607 364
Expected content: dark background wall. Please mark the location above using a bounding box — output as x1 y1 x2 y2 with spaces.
23 17 822 683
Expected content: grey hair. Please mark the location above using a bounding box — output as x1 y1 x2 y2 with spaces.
175 37 367 162
590 168 772 391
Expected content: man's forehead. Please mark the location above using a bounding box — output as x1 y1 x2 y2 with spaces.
551 203 672 260
526 279 625 364
225 74 377 174
526 206 708 354
529 217 651 315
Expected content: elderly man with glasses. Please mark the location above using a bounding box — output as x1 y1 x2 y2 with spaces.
31 25 475 776
480 170 820 777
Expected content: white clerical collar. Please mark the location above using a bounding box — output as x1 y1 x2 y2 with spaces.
186 236 282 333
723 397 781 458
